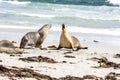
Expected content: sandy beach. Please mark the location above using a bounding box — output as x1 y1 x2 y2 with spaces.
0 0 120 79
0 27 120 80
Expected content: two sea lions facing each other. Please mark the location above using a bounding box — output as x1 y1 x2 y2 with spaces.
20 24 52 49
57 24 88 51
19 23 88 51
0 23 87 54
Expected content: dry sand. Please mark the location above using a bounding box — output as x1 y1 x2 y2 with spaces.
0 27 120 80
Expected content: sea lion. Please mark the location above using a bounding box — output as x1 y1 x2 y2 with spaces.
57 24 88 51
20 24 52 49
0 40 23 54
0 40 16 48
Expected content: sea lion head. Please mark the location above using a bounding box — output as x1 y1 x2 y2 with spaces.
62 24 67 31
43 24 52 30
38 24 52 32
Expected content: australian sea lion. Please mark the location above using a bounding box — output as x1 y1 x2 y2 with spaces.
57 24 88 51
0 40 16 48
0 40 23 54
20 24 52 49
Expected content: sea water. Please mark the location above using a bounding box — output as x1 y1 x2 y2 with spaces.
0 0 120 45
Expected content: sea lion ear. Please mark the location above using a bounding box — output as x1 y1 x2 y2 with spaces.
62 24 66 29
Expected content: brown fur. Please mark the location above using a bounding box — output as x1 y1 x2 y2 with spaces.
0 40 23 54
57 24 88 51
0 40 16 48
20 24 51 49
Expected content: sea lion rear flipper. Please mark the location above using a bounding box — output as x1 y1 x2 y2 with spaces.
83 47 88 49
57 45 62 50
75 46 88 51
79 47 88 49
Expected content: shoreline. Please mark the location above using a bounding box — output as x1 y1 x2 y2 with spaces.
0 24 120 37
0 26 120 48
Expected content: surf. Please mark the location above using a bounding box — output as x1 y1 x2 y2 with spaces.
0 0 120 37
0 0 31 5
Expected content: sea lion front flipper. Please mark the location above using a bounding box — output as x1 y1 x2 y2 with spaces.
35 41 42 49
20 37 28 48
71 44 75 51
57 45 62 50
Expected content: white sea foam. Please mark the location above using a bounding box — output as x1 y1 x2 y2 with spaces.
80 8 120 21
52 26 120 36
108 0 120 6
77 13 120 21
54 5 120 21
0 0 31 5
70 26 120 36
0 25 120 36
20 12 55 18
0 25 38 30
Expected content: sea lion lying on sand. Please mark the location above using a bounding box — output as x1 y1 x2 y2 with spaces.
57 24 88 51
0 40 23 54
0 40 16 48
20 24 51 49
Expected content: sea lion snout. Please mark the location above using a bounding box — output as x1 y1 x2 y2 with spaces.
46 24 52 29
62 24 66 30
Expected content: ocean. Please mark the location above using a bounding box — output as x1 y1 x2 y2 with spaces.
0 0 120 36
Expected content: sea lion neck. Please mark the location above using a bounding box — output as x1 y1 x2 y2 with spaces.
62 28 68 34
